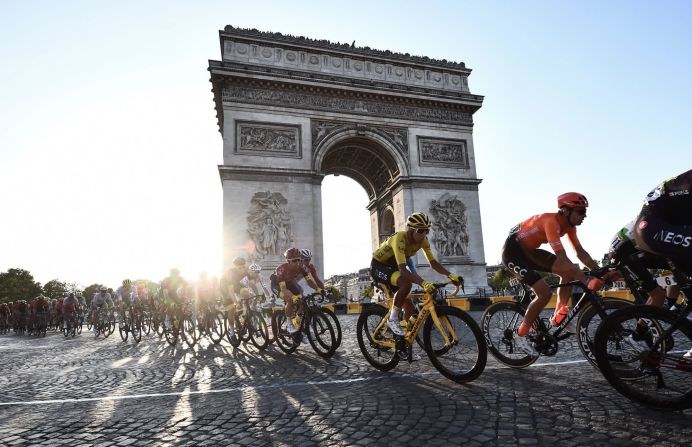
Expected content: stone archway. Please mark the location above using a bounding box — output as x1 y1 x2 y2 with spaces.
209 26 489 291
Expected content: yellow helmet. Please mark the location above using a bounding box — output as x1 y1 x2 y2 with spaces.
406 212 431 229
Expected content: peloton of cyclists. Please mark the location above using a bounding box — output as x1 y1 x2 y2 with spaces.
91 286 114 329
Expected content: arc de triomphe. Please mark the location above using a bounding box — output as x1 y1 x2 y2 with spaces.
208 26 488 290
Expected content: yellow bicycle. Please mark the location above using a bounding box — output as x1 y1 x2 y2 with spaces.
356 282 487 384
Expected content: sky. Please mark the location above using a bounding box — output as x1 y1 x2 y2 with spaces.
1 1 691 289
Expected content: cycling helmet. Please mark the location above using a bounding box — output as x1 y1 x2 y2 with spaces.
122 279 132 286
76 291 83 297
248 263 262 272
99 286 107 292
284 247 301 260
299 249 312 260
557 192 588 209
406 212 431 229
232 257 246 267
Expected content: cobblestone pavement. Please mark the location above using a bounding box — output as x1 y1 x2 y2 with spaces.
1 313 690 446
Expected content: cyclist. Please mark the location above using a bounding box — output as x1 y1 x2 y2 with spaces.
62 292 80 330
271 248 324 334
633 169 692 357
91 286 113 329
220 257 249 338
298 249 326 292
241 263 272 299
501 193 603 355
116 279 139 324
608 219 680 308
370 212 463 337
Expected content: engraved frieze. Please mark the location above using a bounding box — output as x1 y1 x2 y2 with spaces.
246 191 294 258
236 122 300 157
311 120 408 157
224 85 472 125
429 193 469 257
418 137 469 168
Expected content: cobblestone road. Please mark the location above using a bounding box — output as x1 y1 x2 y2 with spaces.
1 313 690 446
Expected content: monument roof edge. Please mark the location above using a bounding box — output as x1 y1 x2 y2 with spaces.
219 25 470 72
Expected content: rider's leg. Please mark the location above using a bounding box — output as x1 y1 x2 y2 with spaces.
519 279 552 336
389 273 412 323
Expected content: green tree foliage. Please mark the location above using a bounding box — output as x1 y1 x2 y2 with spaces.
43 279 69 298
364 283 374 299
488 268 511 293
0 268 42 303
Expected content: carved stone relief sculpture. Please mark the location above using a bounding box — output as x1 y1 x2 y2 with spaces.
236 122 300 157
429 193 469 257
418 137 469 167
311 119 409 161
246 191 294 257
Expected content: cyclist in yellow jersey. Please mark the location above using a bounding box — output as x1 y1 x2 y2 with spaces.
370 212 463 336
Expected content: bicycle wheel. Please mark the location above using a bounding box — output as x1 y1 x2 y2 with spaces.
575 298 632 369
307 310 337 358
77 317 83 335
164 318 178 347
248 313 269 350
225 313 242 348
480 301 538 368
594 305 691 410
321 307 342 349
271 311 299 354
356 304 399 372
119 316 129 342
132 315 142 343
209 311 225 345
181 315 197 349
424 306 487 384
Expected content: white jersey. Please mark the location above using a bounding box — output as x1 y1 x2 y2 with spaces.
609 220 637 253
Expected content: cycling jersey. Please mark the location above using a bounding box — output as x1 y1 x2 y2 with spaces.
635 169 692 260
220 267 246 300
372 231 435 267
116 286 138 304
274 262 311 283
92 293 113 309
510 213 581 253
63 297 80 313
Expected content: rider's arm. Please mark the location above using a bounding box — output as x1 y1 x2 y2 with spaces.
567 228 599 273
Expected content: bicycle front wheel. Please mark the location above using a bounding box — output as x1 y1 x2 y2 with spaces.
594 305 692 411
576 298 632 369
424 306 487 384
271 311 299 354
248 313 269 351
307 310 337 358
480 301 538 368
322 307 342 350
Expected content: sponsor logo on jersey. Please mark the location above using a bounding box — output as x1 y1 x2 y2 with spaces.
507 262 527 278
653 231 692 247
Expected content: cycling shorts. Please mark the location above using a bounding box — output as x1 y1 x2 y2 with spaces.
501 234 556 286
610 239 665 292
369 259 400 291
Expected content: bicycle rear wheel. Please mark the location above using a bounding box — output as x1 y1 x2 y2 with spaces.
424 306 487 384
576 298 631 368
594 305 691 410
209 311 225 345
307 310 337 358
356 304 399 371
480 301 538 368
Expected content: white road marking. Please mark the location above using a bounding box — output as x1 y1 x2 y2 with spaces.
0 359 588 407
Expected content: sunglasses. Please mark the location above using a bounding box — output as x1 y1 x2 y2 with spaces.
288 259 301 263
575 208 587 216
415 228 430 235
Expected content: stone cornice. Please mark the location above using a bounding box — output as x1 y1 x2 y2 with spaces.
208 74 479 134
221 25 468 71
218 165 324 185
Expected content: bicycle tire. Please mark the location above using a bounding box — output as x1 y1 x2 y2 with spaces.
575 298 632 369
132 315 142 343
480 301 538 368
271 311 299 354
424 306 487 383
119 317 129 342
356 304 399 372
209 311 225 345
594 305 691 410
321 307 342 349
181 315 197 349
307 310 337 358
225 313 242 348
248 313 269 351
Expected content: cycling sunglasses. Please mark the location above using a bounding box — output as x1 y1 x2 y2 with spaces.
415 228 430 235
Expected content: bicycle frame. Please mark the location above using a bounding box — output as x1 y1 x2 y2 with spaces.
371 283 460 350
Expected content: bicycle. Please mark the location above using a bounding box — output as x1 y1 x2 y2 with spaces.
196 300 226 345
227 295 270 350
272 292 338 358
480 265 631 369
357 282 487 384
63 311 78 338
593 259 692 410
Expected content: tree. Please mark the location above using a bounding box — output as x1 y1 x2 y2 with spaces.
43 279 69 298
364 283 374 299
83 283 105 303
0 268 42 303
488 268 511 293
